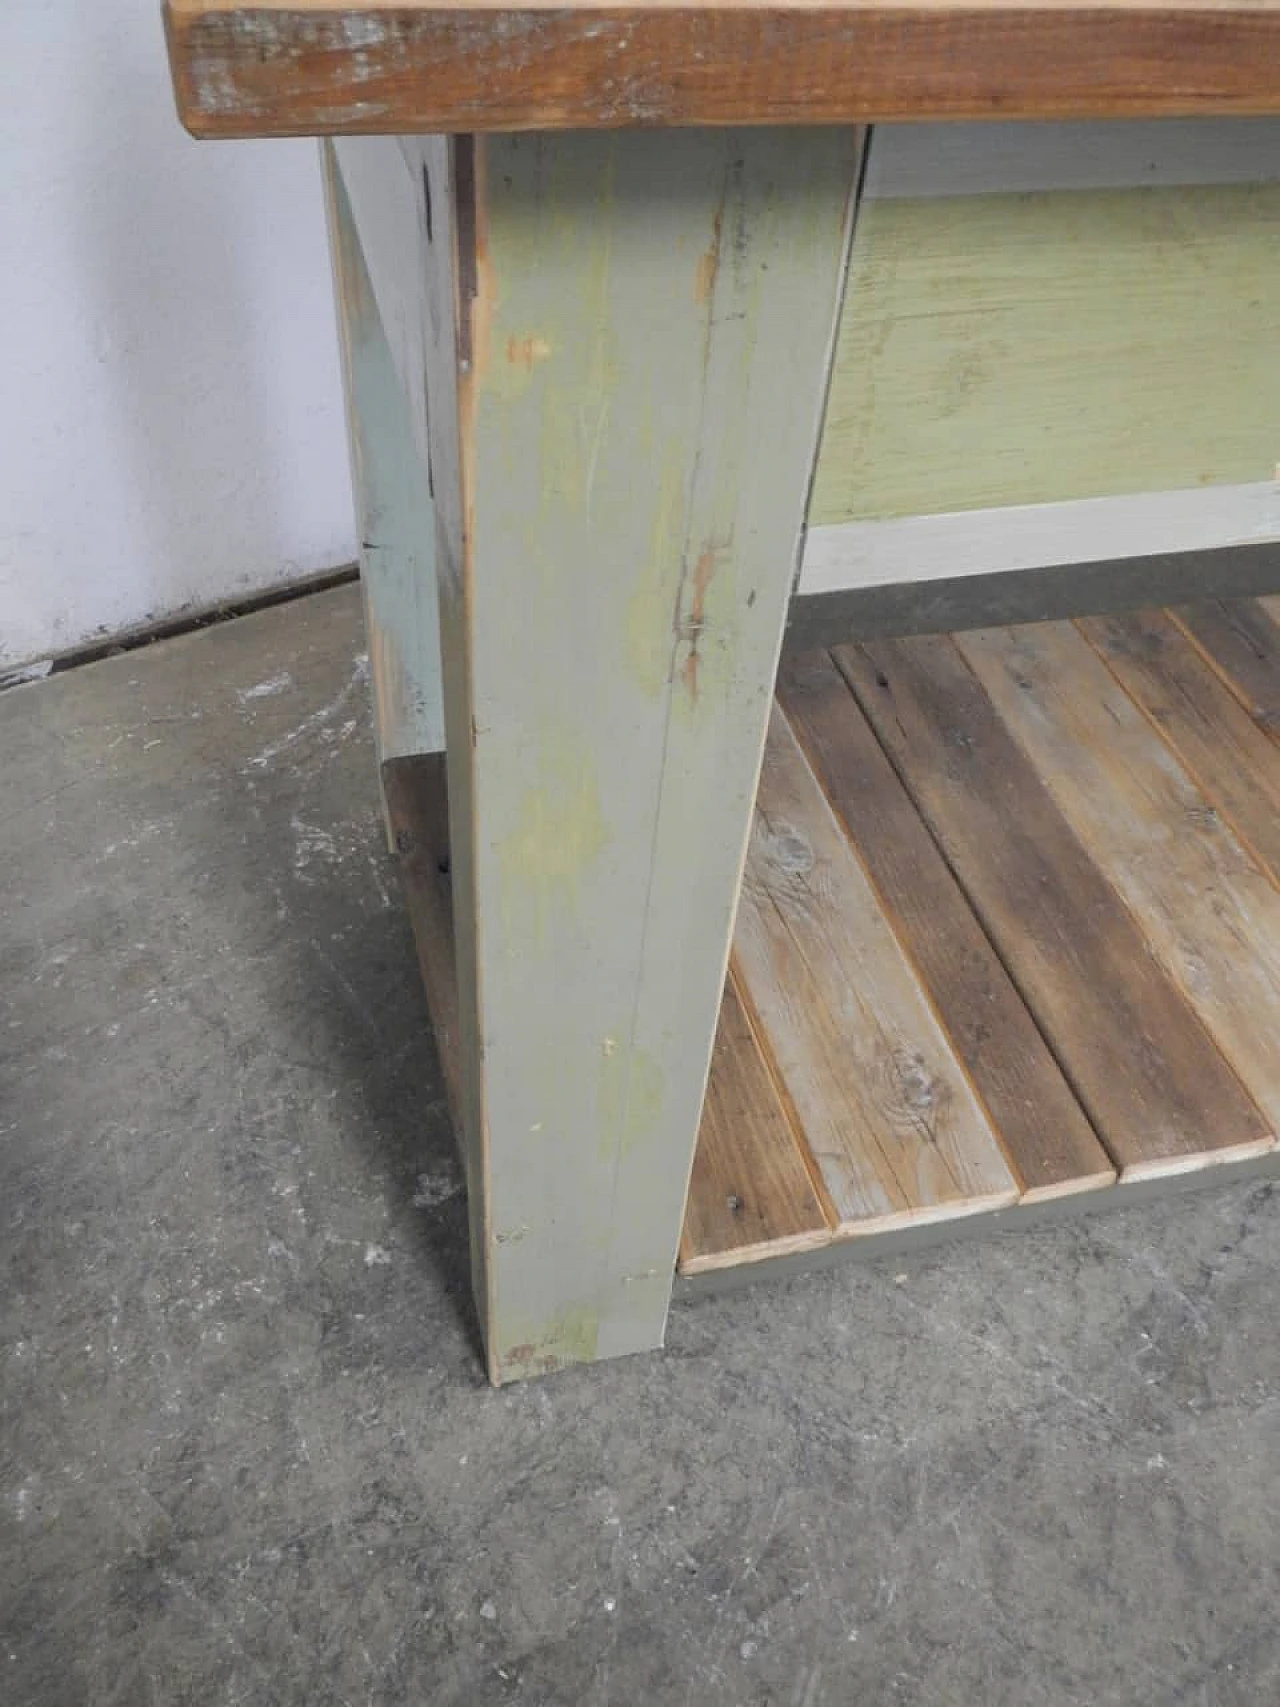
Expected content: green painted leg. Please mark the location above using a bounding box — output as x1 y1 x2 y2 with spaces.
336 129 860 1382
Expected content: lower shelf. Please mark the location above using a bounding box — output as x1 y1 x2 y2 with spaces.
388 594 1280 1290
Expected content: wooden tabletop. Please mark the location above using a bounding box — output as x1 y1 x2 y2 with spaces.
166 0 1280 136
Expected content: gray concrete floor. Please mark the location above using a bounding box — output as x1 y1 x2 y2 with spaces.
3 582 1279 1707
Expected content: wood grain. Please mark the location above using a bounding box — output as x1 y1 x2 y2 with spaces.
778 647 1114 1201
165 2 1280 139
838 632 1273 1179
1171 598 1280 734
810 186 1280 526
323 143 444 850
351 130 858 1381
679 968 836 1273
381 754 465 1126
733 706 1019 1232
1081 608 1280 885
958 619 1280 1149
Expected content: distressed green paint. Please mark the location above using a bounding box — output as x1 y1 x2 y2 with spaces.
462 129 859 1378
811 184 1280 525
493 1306 601 1382
497 724 608 954
597 1039 665 1163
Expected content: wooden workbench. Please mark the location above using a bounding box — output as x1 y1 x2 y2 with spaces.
165 1 1280 1381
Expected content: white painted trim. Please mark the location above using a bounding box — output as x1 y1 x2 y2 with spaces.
864 119 1280 200
799 484 1280 597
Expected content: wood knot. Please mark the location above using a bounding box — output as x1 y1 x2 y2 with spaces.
762 823 813 876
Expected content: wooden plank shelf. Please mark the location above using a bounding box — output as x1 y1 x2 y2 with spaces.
387 595 1280 1293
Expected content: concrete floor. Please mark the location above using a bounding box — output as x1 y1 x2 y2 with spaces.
3 582 1280 1706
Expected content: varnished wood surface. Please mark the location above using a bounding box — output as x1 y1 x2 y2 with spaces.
165 1 1280 138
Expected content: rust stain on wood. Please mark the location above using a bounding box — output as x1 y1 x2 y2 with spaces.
678 537 729 704
506 333 552 368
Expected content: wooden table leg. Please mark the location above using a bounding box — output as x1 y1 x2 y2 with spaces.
322 142 446 851
328 129 860 1382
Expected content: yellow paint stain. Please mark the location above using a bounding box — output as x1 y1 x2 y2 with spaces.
498 727 607 953
497 1306 600 1381
598 1040 665 1164
507 333 552 369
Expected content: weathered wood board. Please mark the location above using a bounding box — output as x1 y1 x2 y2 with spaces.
838 633 1273 1179
1081 608 1280 883
337 129 861 1380
678 970 835 1274
810 184 1280 527
165 0 1280 139
777 648 1115 1202
960 619 1280 1142
732 707 1020 1231
323 143 444 814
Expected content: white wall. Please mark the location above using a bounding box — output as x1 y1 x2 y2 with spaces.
0 0 357 672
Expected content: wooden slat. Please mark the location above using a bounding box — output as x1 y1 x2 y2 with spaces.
164 2 1280 140
778 647 1114 1202
1171 597 1280 733
323 142 445 863
1080 608 1280 885
678 969 835 1274
837 632 1272 1180
733 706 1019 1233
957 619 1280 1150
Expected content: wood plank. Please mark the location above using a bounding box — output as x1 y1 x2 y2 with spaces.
678 968 835 1274
1080 608 1280 885
787 542 1280 652
778 647 1114 1202
863 117 1280 199
798 485 1280 597
381 754 464 1127
322 143 444 854
164 2 1280 139
837 632 1273 1179
957 619 1280 1149
367 131 859 1381
810 186 1280 526
1171 598 1280 733
733 706 1019 1233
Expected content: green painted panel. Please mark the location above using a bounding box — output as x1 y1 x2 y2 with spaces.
810 184 1280 525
